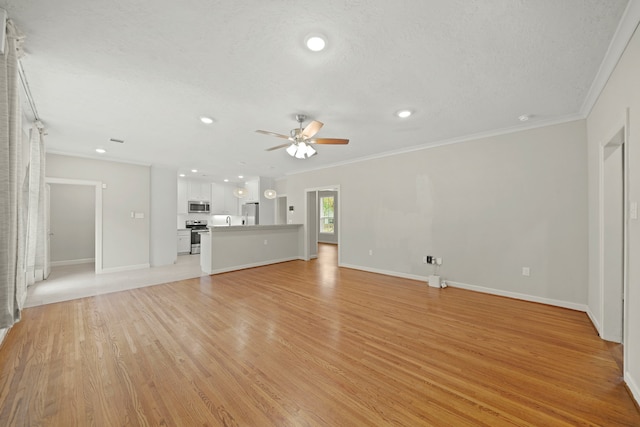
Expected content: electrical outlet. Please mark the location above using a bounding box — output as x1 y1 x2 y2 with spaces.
369 249 373 256
435 257 442 265
522 267 530 277
264 239 268 245
422 255 428 264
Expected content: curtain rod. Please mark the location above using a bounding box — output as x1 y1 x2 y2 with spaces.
17 60 41 124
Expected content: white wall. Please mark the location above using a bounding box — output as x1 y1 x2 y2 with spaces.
49 184 95 263
150 166 177 267
284 120 588 309
46 154 150 271
587 24 640 404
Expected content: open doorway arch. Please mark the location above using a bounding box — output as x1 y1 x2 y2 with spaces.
45 177 103 274
304 185 341 265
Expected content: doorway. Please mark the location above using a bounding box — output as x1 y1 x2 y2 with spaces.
304 185 340 264
599 116 628 352
45 177 103 274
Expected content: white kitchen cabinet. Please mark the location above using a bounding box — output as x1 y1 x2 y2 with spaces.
210 183 239 215
244 179 259 203
177 229 191 254
177 179 189 214
188 180 210 201
225 187 239 215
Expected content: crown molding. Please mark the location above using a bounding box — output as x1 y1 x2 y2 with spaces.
286 113 584 177
580 0 640 116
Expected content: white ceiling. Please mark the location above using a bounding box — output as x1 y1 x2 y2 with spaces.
1 0 634 182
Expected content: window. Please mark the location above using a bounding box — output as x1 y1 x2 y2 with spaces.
319 196 334 234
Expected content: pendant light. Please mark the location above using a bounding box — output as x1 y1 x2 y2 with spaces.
264 189 277 199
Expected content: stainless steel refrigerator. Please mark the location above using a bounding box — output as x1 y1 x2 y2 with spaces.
242 202 259 225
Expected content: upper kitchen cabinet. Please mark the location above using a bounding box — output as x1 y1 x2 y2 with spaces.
188 180 211 202
177 178 188 214
178 178 212 213
244 179 260 203
210 183 239 215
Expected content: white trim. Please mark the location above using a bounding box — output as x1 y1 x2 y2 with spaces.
625 371 640 407
597 114 628 343
340 263 428 283
447 280 588 312
99 263 150 274
50 258 95 267
581 2 640 116
210 257 303 274
46 177 103 274
586 307 602 337
286 114 583 177
303 184 341 265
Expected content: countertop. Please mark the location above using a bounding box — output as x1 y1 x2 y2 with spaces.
208 224 302 232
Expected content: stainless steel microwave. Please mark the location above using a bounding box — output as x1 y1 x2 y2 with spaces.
188 201 210 213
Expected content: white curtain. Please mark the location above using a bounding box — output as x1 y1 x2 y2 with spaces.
0 19 25 328
24 124 45 287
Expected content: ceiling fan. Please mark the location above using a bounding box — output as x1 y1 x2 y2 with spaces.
256 114 349 159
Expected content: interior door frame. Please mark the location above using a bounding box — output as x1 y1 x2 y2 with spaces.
45 177 103 273
304 184 341 265
597 109 629 350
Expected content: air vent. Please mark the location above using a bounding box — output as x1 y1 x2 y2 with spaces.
109 138 124 143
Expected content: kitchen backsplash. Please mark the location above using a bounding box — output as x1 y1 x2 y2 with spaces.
177 213 244 229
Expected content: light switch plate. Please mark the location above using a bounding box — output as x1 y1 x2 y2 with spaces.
522 267 530 277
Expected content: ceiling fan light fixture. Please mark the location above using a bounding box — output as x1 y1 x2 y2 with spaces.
295 142 308 159
264 189 277 199
306 145 317 157
286 143 298 157
305 35 326 52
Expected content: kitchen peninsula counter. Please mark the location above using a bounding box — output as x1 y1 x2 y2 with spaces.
200 224 304 274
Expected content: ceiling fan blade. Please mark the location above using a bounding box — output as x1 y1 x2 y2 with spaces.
265 143 291 151
301 120 324 139
309 138 349 145
256 130 291 139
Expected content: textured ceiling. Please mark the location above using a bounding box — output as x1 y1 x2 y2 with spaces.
0 0 632 182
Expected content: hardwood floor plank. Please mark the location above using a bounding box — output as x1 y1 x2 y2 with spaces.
1 244 638 426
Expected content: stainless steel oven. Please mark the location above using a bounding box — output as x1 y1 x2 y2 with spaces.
185 220 208 254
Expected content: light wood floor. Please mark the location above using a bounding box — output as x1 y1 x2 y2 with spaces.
1 244 638 426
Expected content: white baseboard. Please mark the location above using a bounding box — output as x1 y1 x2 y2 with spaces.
51 258 95 267
210 257 300 275
447 280 588 312
625 371 640 407
586 307 602 337
339 263 428 283
99 263 150 274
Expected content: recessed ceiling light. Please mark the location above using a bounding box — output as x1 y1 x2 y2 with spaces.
238 175 244 179
397 110 412 118
518 114 530 122
305 35 326 52
191 169 198 173
223 179 229 182
200 116 213 124
95 148 106 154
179 174 186 177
